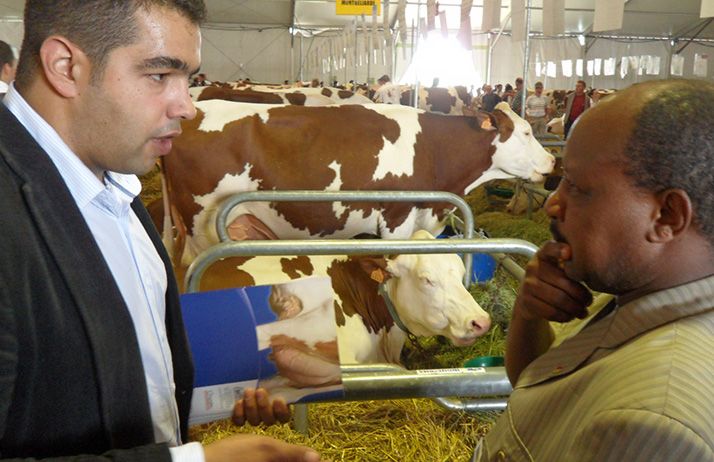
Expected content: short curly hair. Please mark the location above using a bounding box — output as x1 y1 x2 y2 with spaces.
624 80 714 242
0 40 15 70
16 0 206 88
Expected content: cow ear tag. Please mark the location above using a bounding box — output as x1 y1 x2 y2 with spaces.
370 268 386 283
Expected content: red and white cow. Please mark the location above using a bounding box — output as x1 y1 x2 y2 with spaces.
399 86 473 115
160 100 555 266
190 85 335 106
196 231 491 365
249 85 374 105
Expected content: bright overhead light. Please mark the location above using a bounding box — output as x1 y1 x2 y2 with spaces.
578 34 586 46
399 31 480 87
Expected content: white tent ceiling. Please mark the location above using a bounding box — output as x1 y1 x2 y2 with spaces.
1 0 714 40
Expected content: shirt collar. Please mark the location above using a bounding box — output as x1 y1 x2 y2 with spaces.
0 80 8 93
3 83 141 208
602 274 714 348
516 274 714 388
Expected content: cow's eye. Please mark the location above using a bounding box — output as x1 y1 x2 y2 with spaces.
421 276 435 287
524 131 531 137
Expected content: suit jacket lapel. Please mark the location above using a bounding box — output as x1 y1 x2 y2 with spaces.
0 104 155 445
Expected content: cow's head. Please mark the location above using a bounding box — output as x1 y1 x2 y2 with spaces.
363 230 491 345
488 102 555 182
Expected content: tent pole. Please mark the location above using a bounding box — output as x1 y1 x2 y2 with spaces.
520 0 532 119
486 12 512 85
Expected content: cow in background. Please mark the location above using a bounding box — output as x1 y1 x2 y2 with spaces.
192 85 334 106
157 100 555 266
399 86 473 115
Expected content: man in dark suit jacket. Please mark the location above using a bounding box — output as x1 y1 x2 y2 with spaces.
0 1 319 460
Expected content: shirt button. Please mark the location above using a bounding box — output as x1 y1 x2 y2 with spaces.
495 450 508 462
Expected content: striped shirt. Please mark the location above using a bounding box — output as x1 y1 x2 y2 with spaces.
476 275 714 461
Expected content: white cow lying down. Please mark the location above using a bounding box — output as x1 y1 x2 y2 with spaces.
197 230 492 367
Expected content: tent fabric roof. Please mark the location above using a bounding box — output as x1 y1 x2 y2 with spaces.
2 1 714 40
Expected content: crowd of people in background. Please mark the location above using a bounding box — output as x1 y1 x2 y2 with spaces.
188 65 605 140
473 76 607 138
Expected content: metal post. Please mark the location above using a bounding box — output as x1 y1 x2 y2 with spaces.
354 22 359 83
486 13 511 85
293 404 310 434
299 34 304 81
520 0 532 119
413 0 422 108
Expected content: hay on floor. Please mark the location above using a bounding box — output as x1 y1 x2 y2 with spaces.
190 399 499 462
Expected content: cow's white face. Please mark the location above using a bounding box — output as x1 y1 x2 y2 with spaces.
491 102 555 182
384 230 491 345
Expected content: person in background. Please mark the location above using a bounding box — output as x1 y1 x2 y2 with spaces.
590 88 603 106
0 0 321 460
494 83 504 98
190 72 210 87
0 39 17 98
563 79 591 137
373 74 401 105
501 83 515 105
510 77 525 116
525 81 551 136
480 84 501 113
474 79 714 461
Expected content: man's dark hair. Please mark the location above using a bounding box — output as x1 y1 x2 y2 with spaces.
625 80 714 242
515 77 523 85
0 40 15 69
15 0 206 88
576 79 586 87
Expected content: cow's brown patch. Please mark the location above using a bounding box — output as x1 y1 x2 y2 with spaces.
321 88 333 97
197 86 284 104
454 86 472 106
280 255 314 279
337 90 354 99
189 256 257 291
424 87 457 114
284 92 307 105
492 108 515 142
327 257 393 333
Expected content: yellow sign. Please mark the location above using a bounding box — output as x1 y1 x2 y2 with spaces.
336 0 381 16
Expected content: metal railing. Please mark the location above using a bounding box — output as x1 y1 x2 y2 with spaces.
214 190 477 287
185 237 538 293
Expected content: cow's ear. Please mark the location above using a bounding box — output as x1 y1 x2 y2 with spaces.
357 256 393 283
491 109 515 141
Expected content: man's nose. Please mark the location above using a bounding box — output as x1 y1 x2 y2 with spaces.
171 81 197 120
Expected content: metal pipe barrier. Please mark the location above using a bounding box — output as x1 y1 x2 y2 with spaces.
185 238 539 293
214 190 477 287
447 214 526 282
339 364 513 402
184 239 536 433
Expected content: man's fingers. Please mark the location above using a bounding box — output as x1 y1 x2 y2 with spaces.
254 388 275 425
272 398 291 424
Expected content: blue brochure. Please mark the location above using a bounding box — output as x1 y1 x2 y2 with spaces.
181 276 343 425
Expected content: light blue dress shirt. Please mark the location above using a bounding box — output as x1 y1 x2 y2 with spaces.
3 85 203 461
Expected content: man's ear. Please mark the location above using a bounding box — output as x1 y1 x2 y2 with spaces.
647 189 692 243
39 35 90 98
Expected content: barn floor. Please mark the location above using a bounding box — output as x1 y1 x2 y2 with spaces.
138 169 552 460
